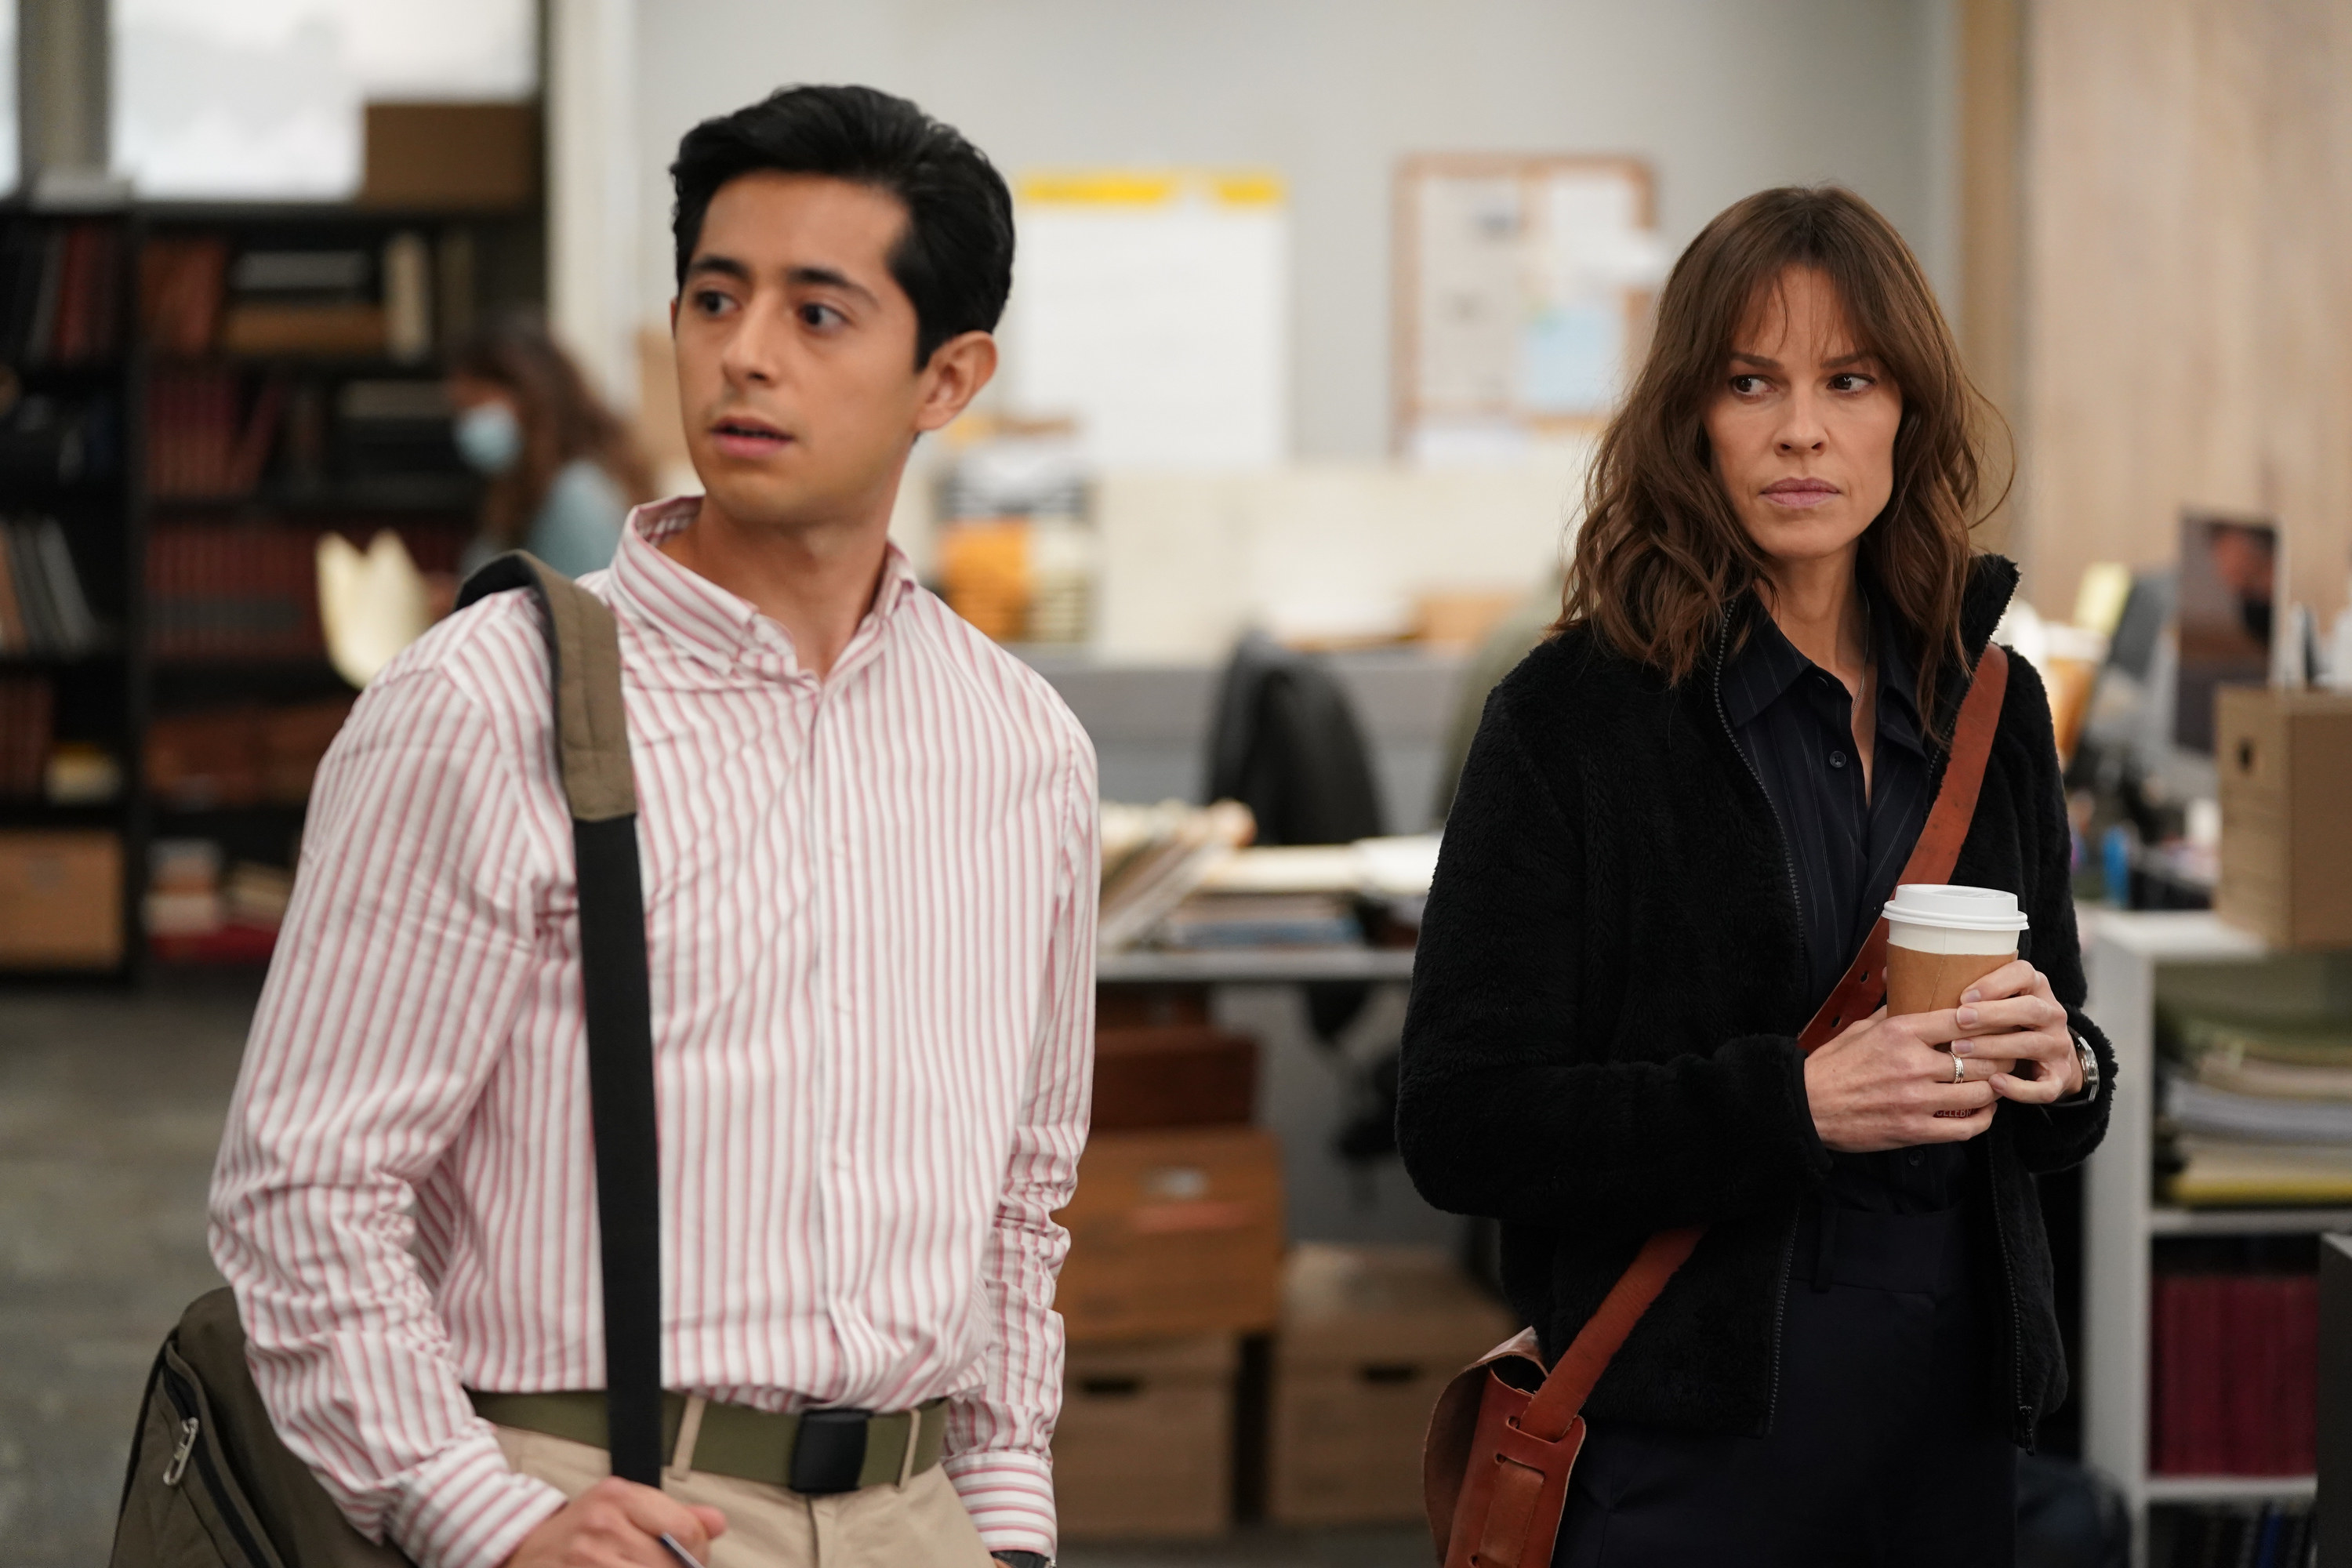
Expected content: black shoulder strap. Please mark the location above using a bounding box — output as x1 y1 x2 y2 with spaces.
455 553 666 1486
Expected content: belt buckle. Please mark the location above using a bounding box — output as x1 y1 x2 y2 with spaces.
789 1407 871 1495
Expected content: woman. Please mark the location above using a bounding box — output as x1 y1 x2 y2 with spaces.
1396 187 2113 1566
448 315 652 581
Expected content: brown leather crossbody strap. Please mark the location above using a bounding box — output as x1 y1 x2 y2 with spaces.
1796 641 2012 1053
1515 642 2013 1433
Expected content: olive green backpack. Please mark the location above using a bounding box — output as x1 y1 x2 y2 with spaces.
111 555 670 1565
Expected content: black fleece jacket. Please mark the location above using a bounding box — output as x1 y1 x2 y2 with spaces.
1396 555 2114 1450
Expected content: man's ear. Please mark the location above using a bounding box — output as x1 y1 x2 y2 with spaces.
913 331 998 434
668 296 679 333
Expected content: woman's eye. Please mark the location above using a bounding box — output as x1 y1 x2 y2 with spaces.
1830 372 1875 392
1730 374 1768 396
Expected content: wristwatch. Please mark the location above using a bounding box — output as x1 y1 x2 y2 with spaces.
993 1554 1054 1568
2064 1029 2100 1102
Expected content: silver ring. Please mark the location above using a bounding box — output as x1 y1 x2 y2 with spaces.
1951 1054 1966 1083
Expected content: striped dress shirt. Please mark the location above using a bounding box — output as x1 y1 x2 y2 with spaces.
209 499 1098 1568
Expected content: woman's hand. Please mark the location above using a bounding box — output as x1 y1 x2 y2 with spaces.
1951 960 2083 1104
1802 1007 2002 1152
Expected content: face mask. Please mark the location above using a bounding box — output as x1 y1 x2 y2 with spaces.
455 400 522 475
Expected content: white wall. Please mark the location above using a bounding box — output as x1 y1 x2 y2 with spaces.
631 0 1958 461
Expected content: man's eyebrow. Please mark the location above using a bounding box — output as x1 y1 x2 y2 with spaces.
684 254 752 283
784 265 880 305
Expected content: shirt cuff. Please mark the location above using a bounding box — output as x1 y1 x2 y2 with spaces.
943 1449 1057 1557
385 1430 568 1568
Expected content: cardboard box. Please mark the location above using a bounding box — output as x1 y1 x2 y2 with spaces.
1093 1025 1257 1131
1053 1334 1236 1540
361 102 539 210
1268 1243 1519 1526
1054 1127 1283 1342
2216 688 2352 949
0 830 122 967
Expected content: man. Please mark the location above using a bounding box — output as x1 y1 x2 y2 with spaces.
210 86 1093 1568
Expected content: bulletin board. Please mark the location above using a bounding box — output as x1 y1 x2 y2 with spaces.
1393 154 1661 457
1007 169 1289 470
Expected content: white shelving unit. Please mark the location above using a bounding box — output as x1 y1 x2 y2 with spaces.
2082 910 2336 1563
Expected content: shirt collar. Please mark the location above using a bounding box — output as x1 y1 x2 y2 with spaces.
606 495 920 677
1719 583 1926 757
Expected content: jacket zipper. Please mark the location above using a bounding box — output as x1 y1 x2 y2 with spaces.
1711 614 1806 1432
159 1363 278 1567
1984 1152 2032 1446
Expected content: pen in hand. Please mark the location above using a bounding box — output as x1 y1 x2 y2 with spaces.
658 1534 706 1568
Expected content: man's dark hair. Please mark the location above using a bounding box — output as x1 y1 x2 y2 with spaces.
670 85 1014 367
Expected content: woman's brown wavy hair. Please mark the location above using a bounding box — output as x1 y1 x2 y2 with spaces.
452 314 655 548
1559 185 2003 734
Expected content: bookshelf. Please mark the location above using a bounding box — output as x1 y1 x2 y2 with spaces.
0 209 142 977
2081 911 2336 1565
0 197 544 980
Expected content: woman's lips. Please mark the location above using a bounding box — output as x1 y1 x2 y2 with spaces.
1761 479 1839 509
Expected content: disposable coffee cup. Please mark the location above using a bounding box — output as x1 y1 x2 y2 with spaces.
1882 884 2029 1018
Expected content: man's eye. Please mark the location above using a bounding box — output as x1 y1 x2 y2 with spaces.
800 303 844 328
693 289 735 316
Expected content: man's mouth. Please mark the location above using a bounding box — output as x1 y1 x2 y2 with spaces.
710 416 793 458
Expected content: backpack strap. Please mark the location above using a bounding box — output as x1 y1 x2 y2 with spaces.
455 553 666 1487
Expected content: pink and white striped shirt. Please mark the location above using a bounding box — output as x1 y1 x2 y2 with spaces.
209 499 1098 1568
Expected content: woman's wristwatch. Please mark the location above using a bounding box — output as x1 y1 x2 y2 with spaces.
2063 1029 2100 1102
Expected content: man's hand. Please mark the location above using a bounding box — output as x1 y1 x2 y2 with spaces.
503 1478 724 1568
1802 1006 2004 1152
1951 960 2084 1103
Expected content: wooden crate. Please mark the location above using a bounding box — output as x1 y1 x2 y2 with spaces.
1053 1334 1236 1540
0 830 121 967
1268 1243 1519 1526
1053 1127 1283 1342
2216 688 2352 949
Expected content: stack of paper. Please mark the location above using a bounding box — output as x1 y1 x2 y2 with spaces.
2162 1008 2352 1206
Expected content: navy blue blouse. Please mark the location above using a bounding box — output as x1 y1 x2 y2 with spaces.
1722 591 1966 1213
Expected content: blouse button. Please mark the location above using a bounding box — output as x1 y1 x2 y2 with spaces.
1829 750 1848 769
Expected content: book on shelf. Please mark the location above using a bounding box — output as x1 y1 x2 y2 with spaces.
2161 1002 2352 1205
146 366 289 498
219 243 387 358
0 391 121 485
140 236 230 356
2168 1138 2352 1207
2158 1501 2314 1568
2150 1270 2317 1476
146 698 354 808
0 675 52 797
147 521 323 662
0 220 123 367
0 517 103 655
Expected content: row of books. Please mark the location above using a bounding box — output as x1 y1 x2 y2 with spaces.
2161 1006 2352 1205
0 676 51 797
0 517 103 655
147 367 288 499
2150 1270 2316 1475
147 699 352 810
147 522 323 661
142 234 432 361
0 222 125 367
2160 1502 2314 1568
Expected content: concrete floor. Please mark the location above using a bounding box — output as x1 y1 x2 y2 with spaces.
0 980 1425 1566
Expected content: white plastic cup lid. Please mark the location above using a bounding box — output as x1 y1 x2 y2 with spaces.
1882 883 2031 932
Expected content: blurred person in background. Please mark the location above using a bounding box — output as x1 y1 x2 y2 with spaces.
1398 187 2113 1566
449 314 654 580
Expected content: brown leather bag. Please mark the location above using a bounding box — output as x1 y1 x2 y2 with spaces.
1421 643 2012 1568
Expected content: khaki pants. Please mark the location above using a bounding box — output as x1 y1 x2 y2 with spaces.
493 1410 997 1568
